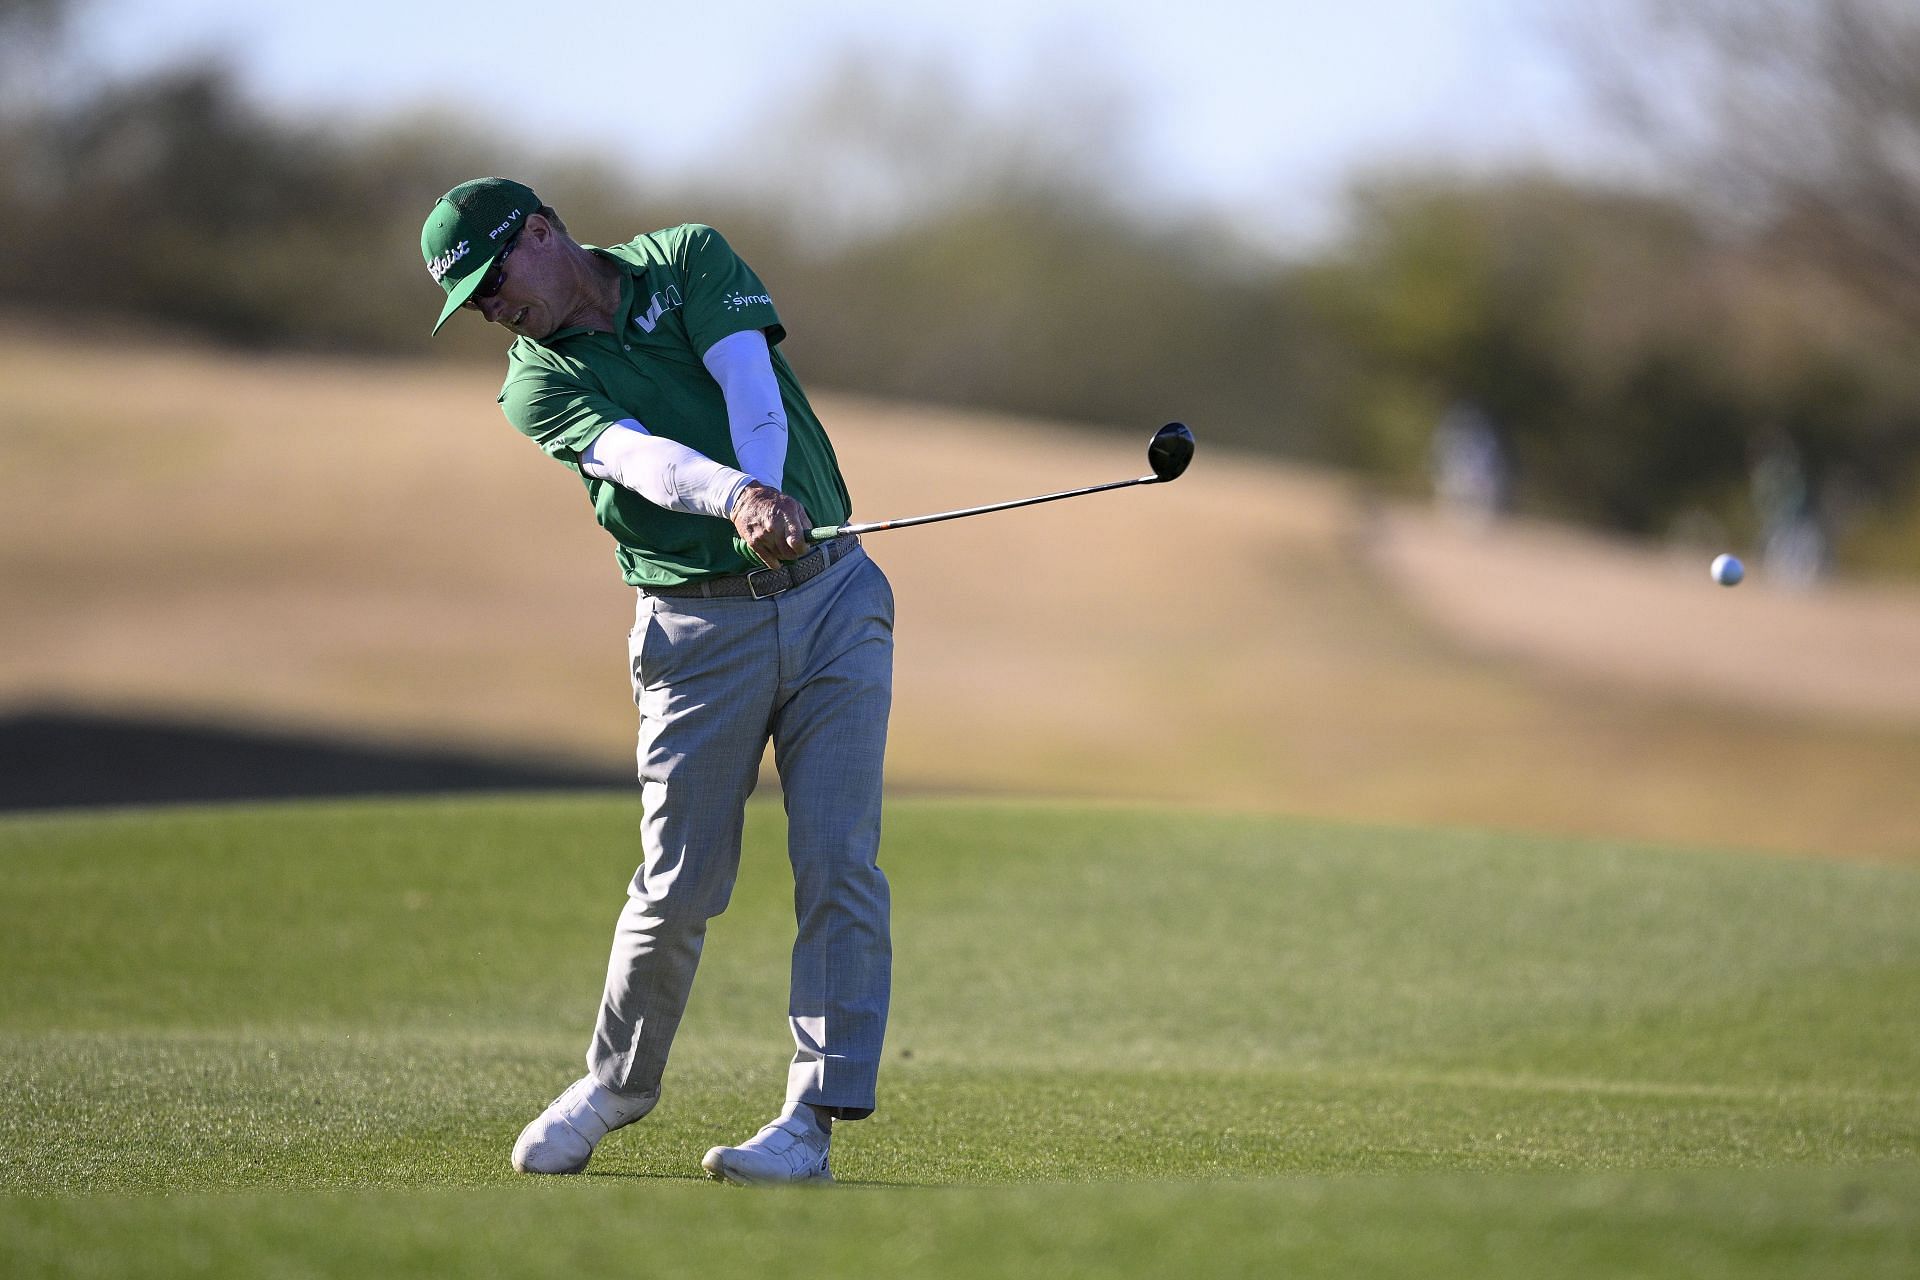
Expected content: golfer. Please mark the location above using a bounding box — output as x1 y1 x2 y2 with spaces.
422 178 894 1185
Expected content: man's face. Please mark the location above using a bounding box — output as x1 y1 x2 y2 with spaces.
468 214 563 339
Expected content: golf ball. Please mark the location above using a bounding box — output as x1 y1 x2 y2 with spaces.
1711 554 1744 587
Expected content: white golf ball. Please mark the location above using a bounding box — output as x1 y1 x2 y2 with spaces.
1711 554 1744 587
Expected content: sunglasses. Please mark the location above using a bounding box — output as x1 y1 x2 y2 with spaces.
464 227 524 307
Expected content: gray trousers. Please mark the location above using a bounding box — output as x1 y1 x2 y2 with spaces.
587 544 894 1118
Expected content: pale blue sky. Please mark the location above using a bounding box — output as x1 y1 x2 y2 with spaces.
76 0 1624 241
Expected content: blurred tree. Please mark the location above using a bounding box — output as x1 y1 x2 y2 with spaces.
0 0 74 81
0 0 81 182
3 30 1918 573
0 60 653 354
718 52 1339 457
1566 0 1920 568
1580 0 1920 329
1307 170 1920 544
5 63 385 345
769 194 1333 459
712 44 1142 244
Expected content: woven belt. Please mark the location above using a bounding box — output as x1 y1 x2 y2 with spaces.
643 536 858 600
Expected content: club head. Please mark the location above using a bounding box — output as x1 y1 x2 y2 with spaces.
1147 422 1194 482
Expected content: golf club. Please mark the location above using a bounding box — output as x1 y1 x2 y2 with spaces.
807 422 1195 543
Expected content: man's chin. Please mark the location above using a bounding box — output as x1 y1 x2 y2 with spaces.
505 306 547 338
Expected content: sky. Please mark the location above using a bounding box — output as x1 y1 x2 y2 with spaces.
73 0 1628 243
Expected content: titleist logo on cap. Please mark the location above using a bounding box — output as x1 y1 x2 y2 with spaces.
427 240 470 284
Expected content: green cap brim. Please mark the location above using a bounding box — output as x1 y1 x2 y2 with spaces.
430 260 493 335
423 177 542 335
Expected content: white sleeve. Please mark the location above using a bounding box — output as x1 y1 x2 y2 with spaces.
580 419 753 519
701 328 788 489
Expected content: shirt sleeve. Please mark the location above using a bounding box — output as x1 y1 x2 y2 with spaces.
702 328 788 490
497 361 629 466
674 224 786 357
580 420 752 518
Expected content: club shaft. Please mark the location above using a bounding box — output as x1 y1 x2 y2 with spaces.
809 475 1160 542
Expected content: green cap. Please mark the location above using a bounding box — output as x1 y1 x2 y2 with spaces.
421 177 541 334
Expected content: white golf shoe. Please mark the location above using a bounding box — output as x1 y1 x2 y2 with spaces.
511 1076 657 1175
701 1102 834 1186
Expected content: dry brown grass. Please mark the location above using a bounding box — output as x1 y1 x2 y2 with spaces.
4 328 1917 859
1372 509 1920 725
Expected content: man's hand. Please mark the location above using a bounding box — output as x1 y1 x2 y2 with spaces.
730 482 812 569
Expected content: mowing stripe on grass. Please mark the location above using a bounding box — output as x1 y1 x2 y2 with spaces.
3 1165 1918 1280
2 795 1916 1274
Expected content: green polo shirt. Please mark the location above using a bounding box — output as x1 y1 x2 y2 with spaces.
497 224 852 588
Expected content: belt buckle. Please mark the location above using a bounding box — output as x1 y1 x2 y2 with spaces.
747 565 790 599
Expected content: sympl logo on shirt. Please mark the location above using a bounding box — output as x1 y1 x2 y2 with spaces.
723 291 772 312
632 284 684 334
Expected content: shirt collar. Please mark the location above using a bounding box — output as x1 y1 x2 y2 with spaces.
535 247 647 344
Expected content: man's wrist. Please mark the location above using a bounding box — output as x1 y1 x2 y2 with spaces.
725 477 761 518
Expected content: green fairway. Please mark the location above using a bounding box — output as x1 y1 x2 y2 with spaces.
2 796 1916 1275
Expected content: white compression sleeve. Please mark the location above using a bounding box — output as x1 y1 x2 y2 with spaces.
701 328 788 489
579 419 752 519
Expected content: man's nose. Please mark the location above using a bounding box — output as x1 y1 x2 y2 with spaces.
476 295 510 323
